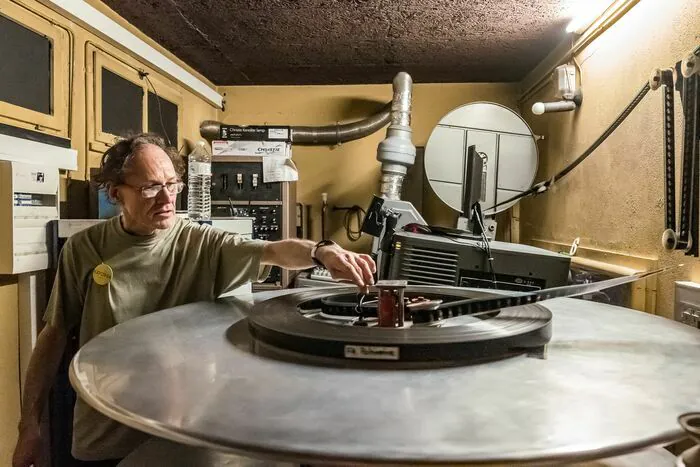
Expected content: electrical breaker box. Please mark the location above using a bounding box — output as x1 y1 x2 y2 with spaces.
0 161 60 274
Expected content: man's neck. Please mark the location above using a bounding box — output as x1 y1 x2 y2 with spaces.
120 215 155 236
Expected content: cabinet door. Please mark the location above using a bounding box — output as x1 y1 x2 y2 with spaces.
86 43 182 154
0 2 69 136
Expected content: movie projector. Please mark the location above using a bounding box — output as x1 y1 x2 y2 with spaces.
362 102 571 292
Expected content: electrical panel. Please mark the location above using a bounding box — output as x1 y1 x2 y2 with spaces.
211 156 296 289
212 205 283 241
0 161 60 274
675 281 700 328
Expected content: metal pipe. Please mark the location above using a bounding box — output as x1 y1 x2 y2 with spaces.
321 192 327 240
531 100 577 115
291 103 391 145
199 104 392 144
199 120 222 142
377 72 416 200
391 72 412 127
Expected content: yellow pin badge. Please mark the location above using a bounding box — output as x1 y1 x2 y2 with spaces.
92 263 113 286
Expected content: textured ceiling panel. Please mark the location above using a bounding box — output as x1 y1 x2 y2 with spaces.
103 0 579 85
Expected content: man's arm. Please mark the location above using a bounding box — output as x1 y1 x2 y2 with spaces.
261 238 376 287
13 323 68 467
260 238 317 269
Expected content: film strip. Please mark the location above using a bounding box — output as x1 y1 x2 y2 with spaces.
662 69 676 233
411 265 677 323
683 72 699 256
655 50 699 255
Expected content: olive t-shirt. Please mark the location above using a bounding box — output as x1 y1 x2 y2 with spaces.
43 215 269 460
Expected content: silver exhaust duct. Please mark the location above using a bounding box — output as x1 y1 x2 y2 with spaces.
199 120 226 142
377 72 415 200
199 104 391 145
290 103 391 145
200 105 391 145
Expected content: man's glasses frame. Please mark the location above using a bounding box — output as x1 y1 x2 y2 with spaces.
126 181 185 199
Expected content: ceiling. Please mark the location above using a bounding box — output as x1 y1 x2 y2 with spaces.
103 0 580 86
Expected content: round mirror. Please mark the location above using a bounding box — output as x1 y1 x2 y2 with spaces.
424 102 538 216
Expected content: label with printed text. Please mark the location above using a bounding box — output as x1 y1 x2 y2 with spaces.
344 345 400 360
189 162 211 176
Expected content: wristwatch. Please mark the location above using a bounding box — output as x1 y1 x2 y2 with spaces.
311 239 336 267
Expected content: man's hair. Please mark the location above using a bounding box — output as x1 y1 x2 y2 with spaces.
92 133 184 190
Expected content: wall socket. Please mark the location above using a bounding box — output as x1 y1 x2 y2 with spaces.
674 281 700 329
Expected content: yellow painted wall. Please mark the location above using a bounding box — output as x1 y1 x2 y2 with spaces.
0 278 20 466
218 83 519 251
0 1 219 464
519 0 700 318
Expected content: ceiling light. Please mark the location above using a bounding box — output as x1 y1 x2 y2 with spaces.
565 0 615 34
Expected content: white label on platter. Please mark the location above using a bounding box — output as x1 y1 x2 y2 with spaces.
344 345 400 360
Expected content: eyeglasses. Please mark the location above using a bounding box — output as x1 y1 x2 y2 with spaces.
128 181 185 199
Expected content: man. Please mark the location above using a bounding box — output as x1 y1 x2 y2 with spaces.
13 133 376 467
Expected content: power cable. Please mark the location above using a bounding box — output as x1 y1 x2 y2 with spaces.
486 81 651 211
139 71 172 147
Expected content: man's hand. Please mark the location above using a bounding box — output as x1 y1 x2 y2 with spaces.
316 243 376 288
13 421 43 467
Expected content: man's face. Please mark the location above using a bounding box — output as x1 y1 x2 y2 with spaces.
112 144 179 233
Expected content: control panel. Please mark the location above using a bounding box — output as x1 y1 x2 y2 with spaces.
211 161 281 202
251 206 282 240
211 156 296 289
212 205 283 241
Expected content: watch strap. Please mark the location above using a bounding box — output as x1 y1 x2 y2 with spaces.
311 239 336 267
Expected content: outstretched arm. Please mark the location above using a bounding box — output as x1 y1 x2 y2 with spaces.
261 239 376 287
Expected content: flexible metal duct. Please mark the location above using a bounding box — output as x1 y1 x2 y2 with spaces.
199 72 415 147
291 103 391 145
199 120 226 142
199 104 391 144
